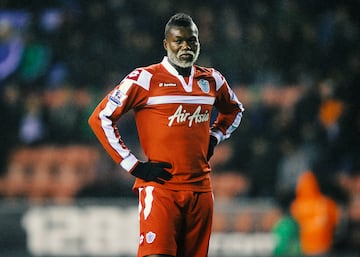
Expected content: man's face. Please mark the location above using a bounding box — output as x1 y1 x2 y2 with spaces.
164 24 200 68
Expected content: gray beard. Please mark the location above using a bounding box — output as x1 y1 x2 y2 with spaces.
167 46 200 68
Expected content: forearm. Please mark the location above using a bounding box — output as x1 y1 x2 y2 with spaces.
88 102 139 171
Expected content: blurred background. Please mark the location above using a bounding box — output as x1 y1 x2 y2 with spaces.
0 0 359 256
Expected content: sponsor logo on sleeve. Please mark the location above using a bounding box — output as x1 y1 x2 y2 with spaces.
108 89 127 106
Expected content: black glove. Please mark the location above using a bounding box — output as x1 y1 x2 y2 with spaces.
207 135 218 161
131 161 172 184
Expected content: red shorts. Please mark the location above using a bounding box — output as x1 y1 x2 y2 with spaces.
136 186 214 257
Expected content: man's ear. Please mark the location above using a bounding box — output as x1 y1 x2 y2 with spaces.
163 39 168 50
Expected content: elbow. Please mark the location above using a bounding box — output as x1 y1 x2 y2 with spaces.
88 112 95 129
88 111 99 132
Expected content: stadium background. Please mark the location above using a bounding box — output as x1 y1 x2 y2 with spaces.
0 0 359 256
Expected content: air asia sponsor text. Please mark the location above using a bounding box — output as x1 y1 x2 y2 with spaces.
168 105 209 127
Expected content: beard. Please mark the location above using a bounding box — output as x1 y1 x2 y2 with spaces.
167 45 200 68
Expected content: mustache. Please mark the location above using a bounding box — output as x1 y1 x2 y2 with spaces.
177 51 195 57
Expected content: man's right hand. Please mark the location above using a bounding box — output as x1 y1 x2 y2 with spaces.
131 161 173 184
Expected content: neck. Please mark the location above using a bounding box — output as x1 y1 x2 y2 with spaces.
168 59 192 77
176 66 192 77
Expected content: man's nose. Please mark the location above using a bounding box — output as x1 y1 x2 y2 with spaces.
181 41 191 49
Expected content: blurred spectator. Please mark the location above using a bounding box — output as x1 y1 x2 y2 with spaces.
276 137 313 196
335 162 360 253
272 191 301 257
18 25 52 87
18 90 47 145
290 170 341 256
0 12 26 82
247 135 281 196
0 81 21 175
44 83 94 144
346 195 360 252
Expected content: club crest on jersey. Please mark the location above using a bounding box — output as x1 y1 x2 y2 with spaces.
197 79 210 93
108 89 127 106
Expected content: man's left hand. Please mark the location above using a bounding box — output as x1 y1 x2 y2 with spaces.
207 135 218 161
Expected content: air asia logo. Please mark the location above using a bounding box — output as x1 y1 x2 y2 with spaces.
168 105 209 127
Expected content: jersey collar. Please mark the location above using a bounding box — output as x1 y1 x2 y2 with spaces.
161 56 194 92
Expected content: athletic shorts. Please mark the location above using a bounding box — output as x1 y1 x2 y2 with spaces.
137 186 214 257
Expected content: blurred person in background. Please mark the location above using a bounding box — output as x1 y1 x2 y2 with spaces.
0 17 24 82
272 191 301 257
290 170 341 257
335 161 360 253
0 82 21 175
88 13 244 257
18 90 47 145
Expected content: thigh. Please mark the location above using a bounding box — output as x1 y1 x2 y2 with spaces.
137 186 181 257
178 192 214 257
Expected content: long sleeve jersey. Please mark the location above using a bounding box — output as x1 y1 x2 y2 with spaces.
88 57 244 192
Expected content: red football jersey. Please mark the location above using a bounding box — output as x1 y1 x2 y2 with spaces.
88 57 244 192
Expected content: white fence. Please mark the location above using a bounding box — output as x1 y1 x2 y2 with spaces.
0 198 280 257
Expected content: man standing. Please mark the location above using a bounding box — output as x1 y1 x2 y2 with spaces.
88 13 244 257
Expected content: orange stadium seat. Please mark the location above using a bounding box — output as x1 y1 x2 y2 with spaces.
1 147 33 198
1 145 100 203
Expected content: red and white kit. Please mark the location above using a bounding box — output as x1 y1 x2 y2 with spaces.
88 56 244 256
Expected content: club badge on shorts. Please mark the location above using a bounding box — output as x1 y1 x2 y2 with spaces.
146 231 156 244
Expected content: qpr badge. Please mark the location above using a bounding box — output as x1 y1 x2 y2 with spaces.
146 231 156 244
197 79 210 93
